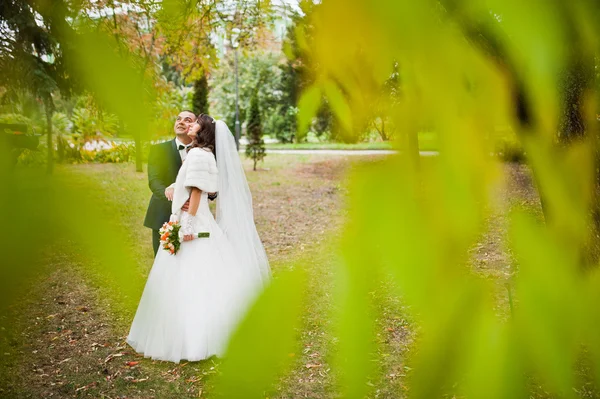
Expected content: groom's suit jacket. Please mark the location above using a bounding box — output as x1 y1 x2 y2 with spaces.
144 139 181 231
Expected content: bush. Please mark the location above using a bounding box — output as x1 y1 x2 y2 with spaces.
265 106 297 143
16 147 46 166
0 113 46 166
81 143 135 164
71 107 119 140
16 141 137 165
51 112 71 134
0 113 40 133
494 128 526 163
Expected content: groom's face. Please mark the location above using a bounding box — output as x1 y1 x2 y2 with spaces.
174 111 197 135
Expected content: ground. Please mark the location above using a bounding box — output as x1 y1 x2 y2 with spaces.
0 155 545 398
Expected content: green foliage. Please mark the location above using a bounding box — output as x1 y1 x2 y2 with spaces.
0 113 38 132
297 86 321 141
285 6 339 143
313 102 333 139
51 112 70 135
245 94 266 171
71 108 119 140
0 91 45 125
495 128 526 163
210 50 296 142
1 107 139 165
0 0 66 101
149 85 193 139
15 148 46 166
193 73 209 115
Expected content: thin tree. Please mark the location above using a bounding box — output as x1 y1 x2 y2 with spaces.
245 94 266 171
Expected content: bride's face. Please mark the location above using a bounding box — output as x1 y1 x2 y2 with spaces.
188 122 201 138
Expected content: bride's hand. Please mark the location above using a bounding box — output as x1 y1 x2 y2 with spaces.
181 199 190 211
183 234 194 242
165 187 174 201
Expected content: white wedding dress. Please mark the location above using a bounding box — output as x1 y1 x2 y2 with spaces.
127 122 270 363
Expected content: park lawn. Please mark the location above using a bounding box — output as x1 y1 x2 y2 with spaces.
0 154 373 398
0 154 558 399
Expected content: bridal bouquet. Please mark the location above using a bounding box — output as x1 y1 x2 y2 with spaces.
159 221 210 255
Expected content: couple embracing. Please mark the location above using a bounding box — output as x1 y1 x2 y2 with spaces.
127 111 271 363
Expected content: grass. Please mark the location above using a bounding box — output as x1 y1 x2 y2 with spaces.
0 154 364 398
0 153 557 398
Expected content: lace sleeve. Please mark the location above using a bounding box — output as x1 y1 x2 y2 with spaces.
180 212 195 236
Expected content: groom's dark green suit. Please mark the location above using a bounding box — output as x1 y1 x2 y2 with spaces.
144 139 182 255
144 138 218 255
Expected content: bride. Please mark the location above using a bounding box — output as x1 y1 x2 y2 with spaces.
127 114 271 363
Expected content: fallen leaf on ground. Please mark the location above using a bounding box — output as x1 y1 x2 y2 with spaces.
305 363 322 369
75 381 97 392
104 352 125 363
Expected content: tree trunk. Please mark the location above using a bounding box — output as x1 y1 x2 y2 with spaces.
135 134 143 173
374 118 388 141
45 99 54 175
407 129 419 170
57 135 65 163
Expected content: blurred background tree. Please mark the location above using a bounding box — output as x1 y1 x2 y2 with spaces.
193 72 210 115
0 0 76 174
245 92 266 170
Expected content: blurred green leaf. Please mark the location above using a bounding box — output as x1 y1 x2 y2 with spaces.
69 30 156 139
215 268 307 398
511 211 582 395
296 85 322 138
322 80 353 133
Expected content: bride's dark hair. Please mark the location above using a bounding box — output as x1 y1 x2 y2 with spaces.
189 113 216 157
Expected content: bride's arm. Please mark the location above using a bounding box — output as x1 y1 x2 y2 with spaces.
187 187 202 216
182 187 202 241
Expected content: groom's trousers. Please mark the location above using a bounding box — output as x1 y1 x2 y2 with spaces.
152 229 161 256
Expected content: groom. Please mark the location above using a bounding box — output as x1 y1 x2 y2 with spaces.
144 110 217 255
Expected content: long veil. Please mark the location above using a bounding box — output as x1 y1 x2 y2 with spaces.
215 120 271 286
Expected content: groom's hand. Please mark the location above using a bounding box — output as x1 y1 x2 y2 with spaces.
181 199 190 212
